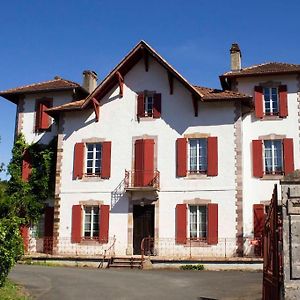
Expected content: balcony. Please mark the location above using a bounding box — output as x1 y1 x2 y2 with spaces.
124 170 160 191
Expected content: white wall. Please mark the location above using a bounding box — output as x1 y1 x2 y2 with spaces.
22 91 74 145
237 75 299 236
58 57 238 255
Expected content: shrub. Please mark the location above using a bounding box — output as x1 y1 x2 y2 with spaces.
0 217 23 287
180 264 205 270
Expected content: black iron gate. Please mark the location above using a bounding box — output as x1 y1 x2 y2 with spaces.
262 184 283 300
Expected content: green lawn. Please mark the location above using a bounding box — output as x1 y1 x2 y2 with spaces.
0 280 31 300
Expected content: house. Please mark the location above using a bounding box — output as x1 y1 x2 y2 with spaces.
1 41 298 258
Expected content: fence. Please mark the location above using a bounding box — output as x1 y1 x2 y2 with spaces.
23 236 263 259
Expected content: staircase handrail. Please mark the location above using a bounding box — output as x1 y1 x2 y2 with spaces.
98 235 116 268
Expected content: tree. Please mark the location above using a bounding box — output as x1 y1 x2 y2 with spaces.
0 137 23 287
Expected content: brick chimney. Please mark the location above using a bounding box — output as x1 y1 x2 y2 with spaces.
230 43 242 72
82 70 98 93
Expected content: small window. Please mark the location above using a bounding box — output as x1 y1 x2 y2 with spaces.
188 138 207 174
84 206 99 239
86 143 102 176
35 98 52 131
264 140 283 174
144 95 154 117
188 205 207 239
263 87 279 116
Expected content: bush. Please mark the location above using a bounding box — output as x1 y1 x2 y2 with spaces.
180 264 205 270
0 217 24 287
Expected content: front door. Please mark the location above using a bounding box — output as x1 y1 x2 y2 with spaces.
133 205 154 255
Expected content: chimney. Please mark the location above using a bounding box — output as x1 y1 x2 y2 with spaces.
82 70 98 93
230 43 242 72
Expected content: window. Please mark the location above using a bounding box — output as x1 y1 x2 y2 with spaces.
144 95 154 117
188 138 207 173
35 98 52 131
73 141 111 180
137 92 161 118
264 140 283 174
263 87 278 115
86 143 102 176
176 136 217 177
84 206 99 239
189 205 207 239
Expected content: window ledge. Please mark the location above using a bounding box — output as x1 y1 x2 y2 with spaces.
260 115 283 121
138 116 157 121
261 174 284 180
80 239 100 245
185 173 210 180
184 240 210 247
82 175 103 182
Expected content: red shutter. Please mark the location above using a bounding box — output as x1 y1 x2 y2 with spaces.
283 138 294 175
279 85 288 117
252 140 263 178
254 86 264 119
176 204 187 244
20 225 29 252
40 103 50 129
22 149 32 182
71 205 82 243
207 137 218 176
153 93 161 118
101 141 112 179
253 204 265 238
134 139 144 187
36 99 52 131
99 205 110 243
176 138 187 177
207 203 218 245
73 143 85 179
137 93 145 118
143 139 154 186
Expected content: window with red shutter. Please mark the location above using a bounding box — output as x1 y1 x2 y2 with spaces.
153 93 161 118
101 142 111 179
134 139 155 187
252 140 263 178
73 143 85 179
35 98 52 131
176 138 187 177
283 138 294 175
279 85 288 117
71 205 82 243
207 137 218 176
99 205 110 244
207 203 218 245
137 92 161 119
176 204 187 244
254 86 264 118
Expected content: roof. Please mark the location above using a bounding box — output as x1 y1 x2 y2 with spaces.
81 40 206 108
46 99 85 114
222 62 300 78
193 86 251 101
0 77 88 103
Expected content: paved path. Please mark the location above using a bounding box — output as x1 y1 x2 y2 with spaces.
10 264 262 300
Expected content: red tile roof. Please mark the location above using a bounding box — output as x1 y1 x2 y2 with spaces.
193 86 251 101
0 77 82 95
46 99 85 113
222 62 300 78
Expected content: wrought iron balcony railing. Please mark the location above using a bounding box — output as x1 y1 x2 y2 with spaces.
124 170 160 190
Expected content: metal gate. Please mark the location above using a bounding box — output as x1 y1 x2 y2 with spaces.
262 184 283 300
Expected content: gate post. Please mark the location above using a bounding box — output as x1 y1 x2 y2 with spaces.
281 178 300 299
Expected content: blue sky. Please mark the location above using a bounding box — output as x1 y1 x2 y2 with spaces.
1 0 300 179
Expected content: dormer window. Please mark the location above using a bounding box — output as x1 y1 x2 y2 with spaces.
137 92 161 119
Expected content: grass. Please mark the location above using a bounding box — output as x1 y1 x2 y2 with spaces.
180 264 205 270
0 279 31 300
